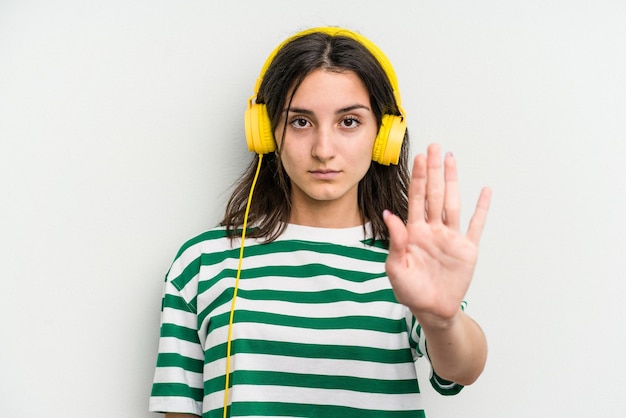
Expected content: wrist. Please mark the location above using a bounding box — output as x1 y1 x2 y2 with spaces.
413 308 464 333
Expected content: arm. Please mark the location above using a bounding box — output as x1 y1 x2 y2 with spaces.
165 414 200 418
419 308 487 385
383 143 491 385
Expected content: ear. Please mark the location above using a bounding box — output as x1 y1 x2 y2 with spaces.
372 114 406 165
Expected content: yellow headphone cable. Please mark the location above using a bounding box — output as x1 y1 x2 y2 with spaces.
222 153 263 417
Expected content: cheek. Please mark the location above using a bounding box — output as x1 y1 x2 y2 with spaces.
347 134 377 163
340 141 374 176
277 141 303 171
355 154 374 177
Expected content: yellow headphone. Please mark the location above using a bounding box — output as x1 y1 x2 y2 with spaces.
244 26 407 165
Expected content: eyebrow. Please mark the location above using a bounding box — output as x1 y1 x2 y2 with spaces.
285 104 371 115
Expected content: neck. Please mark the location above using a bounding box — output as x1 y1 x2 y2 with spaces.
289 199 363 228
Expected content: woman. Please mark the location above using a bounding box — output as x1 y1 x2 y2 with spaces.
150 26 491 418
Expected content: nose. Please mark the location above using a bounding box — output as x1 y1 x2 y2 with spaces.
311 126 335 162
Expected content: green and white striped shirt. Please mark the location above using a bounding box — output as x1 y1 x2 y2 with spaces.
150 223 462 417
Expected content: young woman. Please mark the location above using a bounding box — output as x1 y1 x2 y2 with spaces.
150 27 492 418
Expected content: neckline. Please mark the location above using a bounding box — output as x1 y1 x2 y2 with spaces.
279 222 372 243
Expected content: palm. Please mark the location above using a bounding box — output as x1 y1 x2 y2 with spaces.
384 144 491 322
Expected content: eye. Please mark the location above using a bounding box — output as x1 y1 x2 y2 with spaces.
340 116 361 129
289 117 311 129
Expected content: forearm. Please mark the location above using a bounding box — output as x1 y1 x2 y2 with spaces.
418 309 487 386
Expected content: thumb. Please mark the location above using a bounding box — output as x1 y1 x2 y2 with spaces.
383 209 408 265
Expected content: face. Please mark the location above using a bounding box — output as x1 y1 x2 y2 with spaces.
275 68 378 226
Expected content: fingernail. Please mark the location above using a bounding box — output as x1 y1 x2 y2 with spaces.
446 152 454 158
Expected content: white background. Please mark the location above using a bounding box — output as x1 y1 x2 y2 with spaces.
1 1 625 417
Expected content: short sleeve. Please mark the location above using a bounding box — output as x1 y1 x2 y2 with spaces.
407 303 466 396
149 272 204 415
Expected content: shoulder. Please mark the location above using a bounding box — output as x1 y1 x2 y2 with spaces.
166 226 233 276
175 226 231 257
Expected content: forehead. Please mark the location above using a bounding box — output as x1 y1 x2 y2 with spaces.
289 68 370 107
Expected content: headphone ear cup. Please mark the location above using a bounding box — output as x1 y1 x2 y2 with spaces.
372 114 406 165
245 103 276 154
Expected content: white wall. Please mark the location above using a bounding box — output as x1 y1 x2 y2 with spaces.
1 1 625 417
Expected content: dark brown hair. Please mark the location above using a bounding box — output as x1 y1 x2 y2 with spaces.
221 31 410 242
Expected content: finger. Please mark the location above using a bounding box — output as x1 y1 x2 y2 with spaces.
466 187 492 245
443 152 461 230
407 153 427 225
426 143 444 224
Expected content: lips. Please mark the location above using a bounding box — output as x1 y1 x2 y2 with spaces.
309 169 340 180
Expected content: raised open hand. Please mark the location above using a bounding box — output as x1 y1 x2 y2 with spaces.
383 143 491 325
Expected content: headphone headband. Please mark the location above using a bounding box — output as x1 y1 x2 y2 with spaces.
253 27 405 117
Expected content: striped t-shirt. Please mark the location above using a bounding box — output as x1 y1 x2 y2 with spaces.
149 223 462 417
